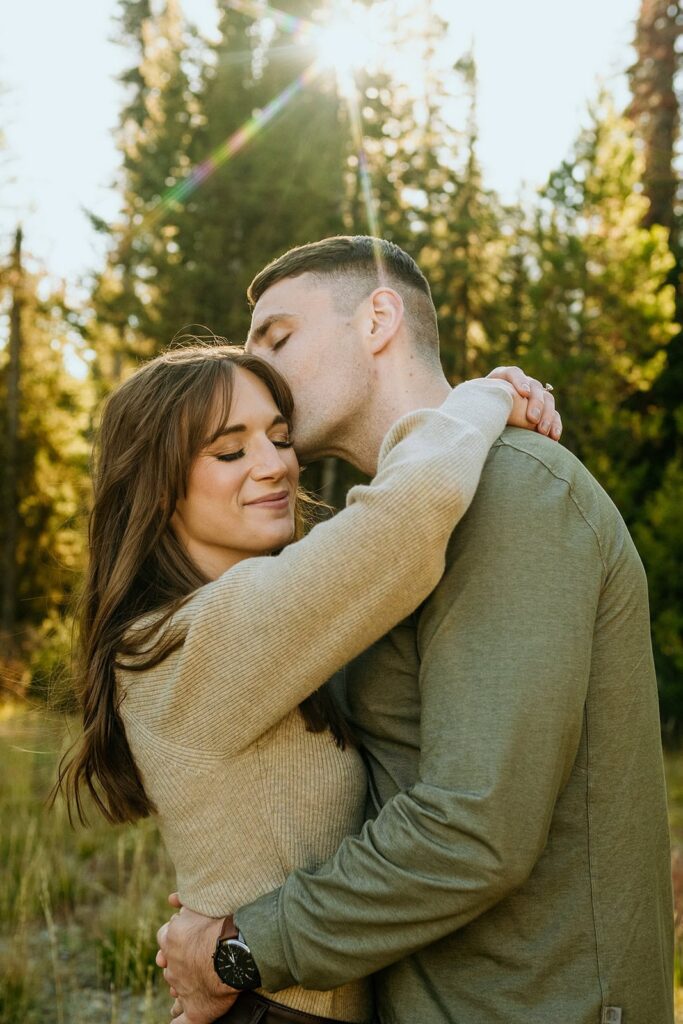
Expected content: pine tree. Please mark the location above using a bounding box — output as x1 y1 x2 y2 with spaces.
0 244 93 691
349 35 518 383
88 0 196 373
634 455 683 737
525 96 676 514
346 2 456 250
418 54 517 382
159 0 348 345
626 1 683 729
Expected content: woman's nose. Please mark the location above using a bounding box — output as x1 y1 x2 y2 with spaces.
251 441 288 479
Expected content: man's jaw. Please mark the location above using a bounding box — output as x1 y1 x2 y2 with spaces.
293 430 381 475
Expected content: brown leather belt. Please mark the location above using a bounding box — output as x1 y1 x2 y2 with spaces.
213 991 353 1024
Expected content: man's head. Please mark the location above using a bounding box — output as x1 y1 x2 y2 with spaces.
245 236 443 465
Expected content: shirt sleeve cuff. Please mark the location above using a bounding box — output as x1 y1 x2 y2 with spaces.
235 888 296 992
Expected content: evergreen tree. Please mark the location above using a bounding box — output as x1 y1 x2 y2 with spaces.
417 54 520 382
160 0 348 344
136 0 259 345
89 0 196 375
350 36 519 383
626 0 683 728
91 0 351 352
0 246 92 690
634 455 683 736
525 97 676 513
345 3 458 252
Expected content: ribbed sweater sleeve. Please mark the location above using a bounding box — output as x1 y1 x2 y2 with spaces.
119 379 512 754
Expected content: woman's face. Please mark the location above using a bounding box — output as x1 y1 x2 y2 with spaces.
171 367 300 579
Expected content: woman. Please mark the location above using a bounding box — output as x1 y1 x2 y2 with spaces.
59 341 541 1024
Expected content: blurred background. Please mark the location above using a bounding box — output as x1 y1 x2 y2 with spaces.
0 0 682 1020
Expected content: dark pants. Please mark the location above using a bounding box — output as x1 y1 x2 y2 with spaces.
214 991 351 1024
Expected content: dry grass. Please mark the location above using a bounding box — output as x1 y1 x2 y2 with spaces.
0 704 175 1023
1 703 682 1022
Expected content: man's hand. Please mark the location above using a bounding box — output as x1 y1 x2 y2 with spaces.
156 894 239 1024
486 366 561 440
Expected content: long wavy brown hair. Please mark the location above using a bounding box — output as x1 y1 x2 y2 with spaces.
56 341 352 826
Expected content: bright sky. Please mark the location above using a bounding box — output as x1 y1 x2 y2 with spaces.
0 0 639 286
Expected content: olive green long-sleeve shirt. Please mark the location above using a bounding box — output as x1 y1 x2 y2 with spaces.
236 428 674 1024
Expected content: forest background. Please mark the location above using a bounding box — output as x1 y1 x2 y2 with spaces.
1 1 683 1020
3 0 682 728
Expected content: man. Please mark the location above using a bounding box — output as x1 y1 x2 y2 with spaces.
158 236 673 1024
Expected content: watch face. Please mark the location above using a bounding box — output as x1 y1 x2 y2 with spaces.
213 939 261 990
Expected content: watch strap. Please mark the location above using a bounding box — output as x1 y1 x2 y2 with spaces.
217 915 239 943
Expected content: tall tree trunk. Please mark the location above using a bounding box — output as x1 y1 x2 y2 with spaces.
2 226 23 639
627 0 683 469
628 0 681 230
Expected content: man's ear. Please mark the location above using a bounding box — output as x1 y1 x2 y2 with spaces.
366 287 405 355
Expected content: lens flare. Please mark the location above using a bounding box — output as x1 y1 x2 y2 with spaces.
143 60 321 230
137 0 414 243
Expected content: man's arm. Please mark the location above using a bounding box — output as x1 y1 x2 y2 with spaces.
233 437 604 991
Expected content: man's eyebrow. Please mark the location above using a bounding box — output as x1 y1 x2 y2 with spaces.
206 414 289 445
247 312 296 344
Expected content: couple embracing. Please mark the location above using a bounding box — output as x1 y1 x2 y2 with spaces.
60 235 673 1024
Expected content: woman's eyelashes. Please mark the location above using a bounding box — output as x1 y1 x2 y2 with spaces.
215 438 293 462
271 334 290 352
216 450 244 462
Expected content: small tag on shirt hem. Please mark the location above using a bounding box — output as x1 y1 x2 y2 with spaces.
602 1008 622 1024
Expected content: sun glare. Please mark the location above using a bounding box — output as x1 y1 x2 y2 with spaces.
144 0 446 234
311 0 439 105
313 3 384 95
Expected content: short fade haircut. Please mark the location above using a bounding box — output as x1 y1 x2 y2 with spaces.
247 236 440 364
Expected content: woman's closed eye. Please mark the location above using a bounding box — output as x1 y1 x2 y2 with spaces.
216 437 293 462
216 450 245 462
271 334 290 352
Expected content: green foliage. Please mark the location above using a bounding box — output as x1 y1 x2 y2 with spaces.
92 0 350 363
352 44 527 381
0 268 92 688
523 96 676 513
635 450 683 736
1 0 682 722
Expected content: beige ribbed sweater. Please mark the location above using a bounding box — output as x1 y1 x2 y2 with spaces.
117 379 512 1022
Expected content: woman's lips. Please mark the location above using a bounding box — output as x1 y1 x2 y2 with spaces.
245 491 290 510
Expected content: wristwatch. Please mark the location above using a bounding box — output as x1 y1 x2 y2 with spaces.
212 916 262 991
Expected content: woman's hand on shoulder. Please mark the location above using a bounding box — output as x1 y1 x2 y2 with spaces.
486 365 562 441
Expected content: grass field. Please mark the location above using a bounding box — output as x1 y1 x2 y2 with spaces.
1 702 682 1023
0 705 174 1023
